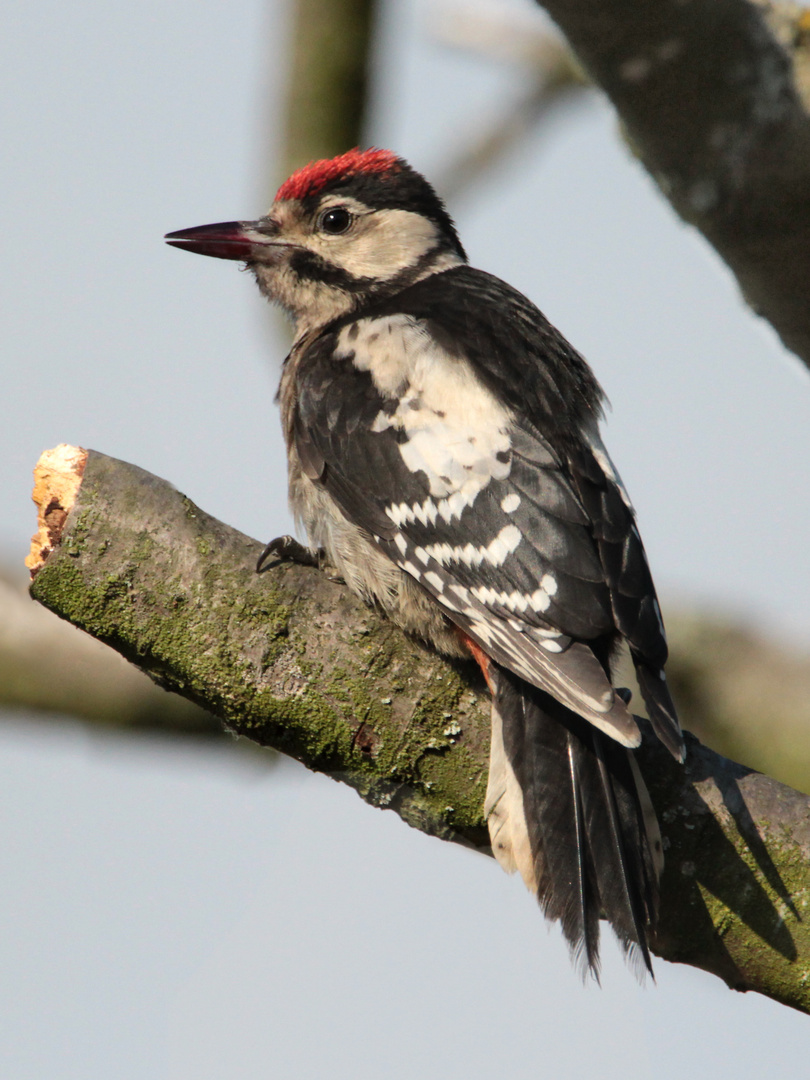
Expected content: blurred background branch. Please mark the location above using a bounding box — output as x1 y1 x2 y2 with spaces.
536 0 810 369
277 0 375 182
427 3 589 198
0 567 222 737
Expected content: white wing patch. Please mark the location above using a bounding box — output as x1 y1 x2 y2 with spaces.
338 315 513 525
336 314 414 397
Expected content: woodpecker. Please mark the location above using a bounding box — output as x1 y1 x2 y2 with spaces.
166 147 684 978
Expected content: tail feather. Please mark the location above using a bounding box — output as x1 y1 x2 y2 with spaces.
635 658 684 762
586 747 656 972
489 665 660 978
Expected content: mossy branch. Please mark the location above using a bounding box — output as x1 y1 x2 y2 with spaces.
26 446 810 1013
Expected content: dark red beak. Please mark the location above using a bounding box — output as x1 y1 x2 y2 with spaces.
164 220 279 261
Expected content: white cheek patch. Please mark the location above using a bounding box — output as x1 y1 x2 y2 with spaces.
314 208 458 283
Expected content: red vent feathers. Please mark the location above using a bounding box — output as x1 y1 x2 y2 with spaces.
275 148 401 202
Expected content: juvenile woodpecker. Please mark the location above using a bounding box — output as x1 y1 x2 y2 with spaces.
166 148 684 978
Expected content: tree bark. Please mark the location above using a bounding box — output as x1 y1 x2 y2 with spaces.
535 0 810 370
26 446 810 1013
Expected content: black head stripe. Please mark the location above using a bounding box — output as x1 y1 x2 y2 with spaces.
289 249 375 293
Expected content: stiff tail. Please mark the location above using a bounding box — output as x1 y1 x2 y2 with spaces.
485 665 661 979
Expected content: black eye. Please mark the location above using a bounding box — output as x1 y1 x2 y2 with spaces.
319 207 353 235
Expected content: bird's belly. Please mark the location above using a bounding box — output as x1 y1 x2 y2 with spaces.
288 462 466 658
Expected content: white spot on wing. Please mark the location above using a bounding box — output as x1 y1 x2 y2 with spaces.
540 573 557 597
501 493 520 514
540 639 563 653
529 588 551 612
424 571 445 592
473 586 526 613
389 497 439 527
487 524 521 564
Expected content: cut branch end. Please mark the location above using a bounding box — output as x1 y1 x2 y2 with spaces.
26 444 88 578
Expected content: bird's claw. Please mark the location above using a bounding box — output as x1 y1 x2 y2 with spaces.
256 535 320 573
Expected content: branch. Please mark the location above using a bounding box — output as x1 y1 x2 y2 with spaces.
26 446 810 1012
535 0 810 369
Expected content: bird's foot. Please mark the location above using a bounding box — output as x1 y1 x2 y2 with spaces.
256 535 321 573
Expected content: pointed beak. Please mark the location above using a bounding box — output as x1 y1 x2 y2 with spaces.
164 219 281 261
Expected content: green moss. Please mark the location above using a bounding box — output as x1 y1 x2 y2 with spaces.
182 496 200 520
32 561 136 640
416 743 487 830
386 667 469 771
130 532 155 563
235 683 354 770
61 496 101 557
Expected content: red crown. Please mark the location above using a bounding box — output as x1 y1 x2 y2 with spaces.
275 148 401 202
